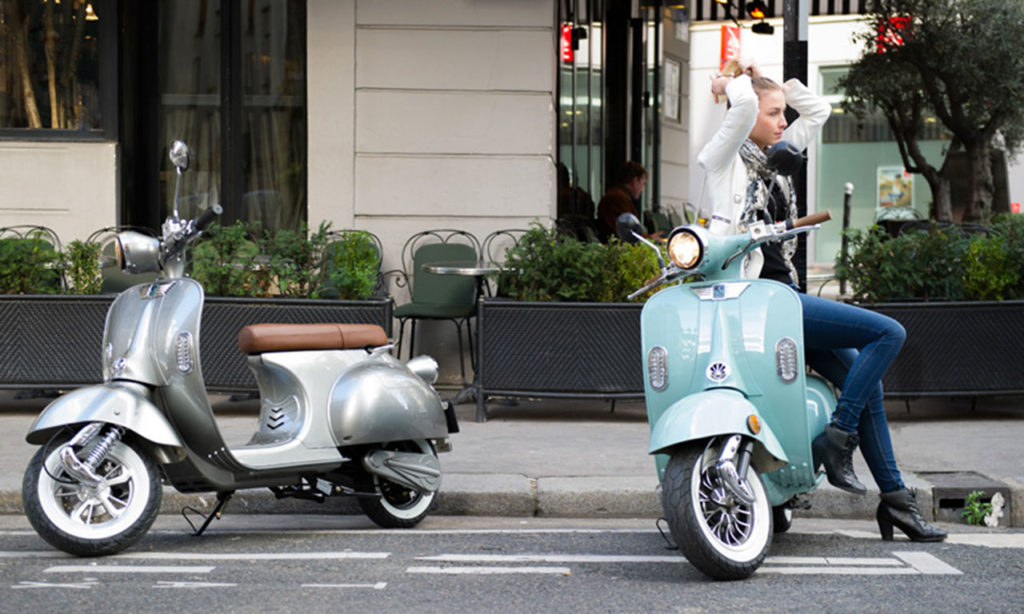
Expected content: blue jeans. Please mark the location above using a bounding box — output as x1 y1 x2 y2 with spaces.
799 293 906 493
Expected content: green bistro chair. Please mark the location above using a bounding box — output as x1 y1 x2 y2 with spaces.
392 229 481 383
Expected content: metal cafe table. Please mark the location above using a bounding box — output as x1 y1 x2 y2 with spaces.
420 261 498 407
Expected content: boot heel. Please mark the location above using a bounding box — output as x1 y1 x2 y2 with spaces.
877 510 894 541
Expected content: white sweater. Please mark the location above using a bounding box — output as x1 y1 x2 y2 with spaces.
696 75 832 277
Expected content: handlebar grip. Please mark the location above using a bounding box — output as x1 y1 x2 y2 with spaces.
790 210 831 229
194 203 223 232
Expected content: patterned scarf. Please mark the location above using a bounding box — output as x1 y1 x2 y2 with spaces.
737 139 799 284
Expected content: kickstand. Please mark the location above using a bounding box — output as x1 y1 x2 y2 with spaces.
182 491 234 536
655 517 678 550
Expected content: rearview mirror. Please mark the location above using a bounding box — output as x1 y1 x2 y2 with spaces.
169 140 190 173
615 213 644 244
766 141 804 177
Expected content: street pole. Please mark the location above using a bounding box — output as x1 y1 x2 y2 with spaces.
784 0 810 292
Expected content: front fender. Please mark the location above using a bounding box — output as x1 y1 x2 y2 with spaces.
26 384 183 452
650 389 788 471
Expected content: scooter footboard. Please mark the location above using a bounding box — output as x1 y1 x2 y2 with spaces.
649 389 788 480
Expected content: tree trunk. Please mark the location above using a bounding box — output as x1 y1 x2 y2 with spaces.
11 1 42 129
929 179 952 223
44 0 59 128
962 140 994 223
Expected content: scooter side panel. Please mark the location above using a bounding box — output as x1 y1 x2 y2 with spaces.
25 384 182 450
330 359 448 445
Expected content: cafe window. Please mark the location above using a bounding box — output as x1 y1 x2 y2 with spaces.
0 0 116 138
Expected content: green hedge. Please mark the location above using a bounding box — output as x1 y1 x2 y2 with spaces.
835 214 1024 302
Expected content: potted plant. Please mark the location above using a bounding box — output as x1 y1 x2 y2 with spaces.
0 223 392 392
834 214 1024 396
474 224 661 420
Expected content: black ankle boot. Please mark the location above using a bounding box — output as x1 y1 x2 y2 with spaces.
812 424 867 495
877 489 947 542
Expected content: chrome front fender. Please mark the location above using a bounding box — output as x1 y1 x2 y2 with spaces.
25 384 183 453
649 389 788 472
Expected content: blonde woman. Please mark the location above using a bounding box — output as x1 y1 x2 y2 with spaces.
697 60 945 542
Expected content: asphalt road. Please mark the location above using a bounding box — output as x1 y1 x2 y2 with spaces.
0 515 1021 613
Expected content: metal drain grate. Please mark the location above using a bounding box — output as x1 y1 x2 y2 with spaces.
921 471 1012 523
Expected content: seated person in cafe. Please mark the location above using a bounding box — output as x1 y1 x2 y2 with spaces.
597 161 648 242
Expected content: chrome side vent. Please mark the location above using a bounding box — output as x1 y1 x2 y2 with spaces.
776 337 798 383
647 346 668 391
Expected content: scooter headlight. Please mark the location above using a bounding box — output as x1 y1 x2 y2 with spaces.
667 227 706 270
115 231 162 274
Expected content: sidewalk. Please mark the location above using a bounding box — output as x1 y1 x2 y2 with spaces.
1 390 1021 529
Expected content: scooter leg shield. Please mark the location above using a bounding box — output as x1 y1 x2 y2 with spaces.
649 389 787 473
26 384 183 458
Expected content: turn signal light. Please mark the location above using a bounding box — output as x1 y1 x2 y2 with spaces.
747 415 761 435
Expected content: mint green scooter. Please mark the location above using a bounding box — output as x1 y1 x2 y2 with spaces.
618 199 833 580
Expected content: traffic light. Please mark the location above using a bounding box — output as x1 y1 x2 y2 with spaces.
746 1 774 35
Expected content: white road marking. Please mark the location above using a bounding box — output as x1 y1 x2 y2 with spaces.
417 553 684 564
45 565 215 574
408 566 572 575
0 551 388 560
759 566 921 576
113 551 390 561
12 580 98 589
766 556 902 566
154 581 238 588
759 552 962 576
893 551 963 575
302 582 388 589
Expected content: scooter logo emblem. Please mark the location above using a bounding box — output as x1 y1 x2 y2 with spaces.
707 361 730 382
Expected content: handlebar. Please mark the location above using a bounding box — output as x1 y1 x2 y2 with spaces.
194 203 223 232
789 210 831 229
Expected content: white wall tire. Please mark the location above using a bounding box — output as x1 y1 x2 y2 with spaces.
357 439 437 528
662 440 772 580
22 434 162 556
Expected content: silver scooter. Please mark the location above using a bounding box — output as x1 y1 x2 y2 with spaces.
22 141 458 557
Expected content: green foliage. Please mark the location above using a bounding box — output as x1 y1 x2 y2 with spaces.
962 490 993 526
835 220 1024 302
494 223 661 303
962 234 1020 301
190 221 263 297
318 230 379 300
0 234 62 294
63 240 102 295
835 224 966 302
263 222 328 298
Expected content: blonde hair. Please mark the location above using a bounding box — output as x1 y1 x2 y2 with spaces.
721 59 782 99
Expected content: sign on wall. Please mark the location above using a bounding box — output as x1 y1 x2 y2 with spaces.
720 25 740 70
876 165 916 221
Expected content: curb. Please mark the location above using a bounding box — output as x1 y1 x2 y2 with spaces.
4 471 1017 528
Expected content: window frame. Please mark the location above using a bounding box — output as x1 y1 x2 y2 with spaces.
0 0 118 142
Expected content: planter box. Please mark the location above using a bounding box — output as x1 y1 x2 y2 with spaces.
0 294 393 392
475 299 644 421
863 300 1024 396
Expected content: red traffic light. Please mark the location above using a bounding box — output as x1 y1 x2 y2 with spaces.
746 1 768 19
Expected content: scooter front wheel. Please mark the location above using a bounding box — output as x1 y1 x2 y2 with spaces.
358 439 437 528
662 439 772 580
22 433 162 556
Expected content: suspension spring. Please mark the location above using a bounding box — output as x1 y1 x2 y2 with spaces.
83 426 124 472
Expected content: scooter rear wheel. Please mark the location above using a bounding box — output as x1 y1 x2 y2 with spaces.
358 439 437 528
22 433 162 556
662 440 772 580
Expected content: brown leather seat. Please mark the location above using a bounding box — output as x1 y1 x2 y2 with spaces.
237 323 388 354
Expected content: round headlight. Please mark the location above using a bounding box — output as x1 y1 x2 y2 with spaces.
115 231 162 274
667 229 704 269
